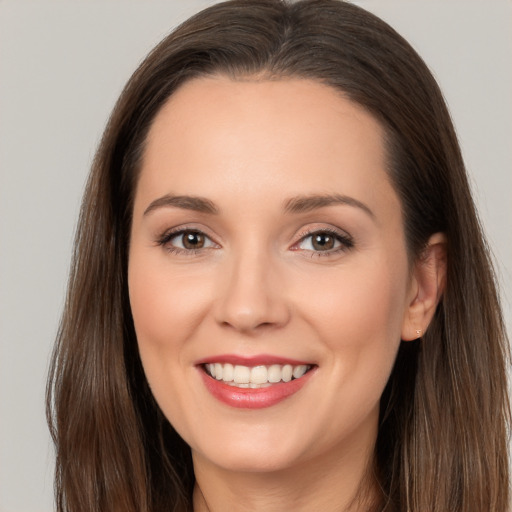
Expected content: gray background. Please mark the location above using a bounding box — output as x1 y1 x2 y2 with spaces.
1 1 510 511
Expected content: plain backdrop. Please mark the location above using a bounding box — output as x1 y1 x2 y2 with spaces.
0 1 510 511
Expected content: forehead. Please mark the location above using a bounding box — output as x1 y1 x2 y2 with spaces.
145 76 385 163
137 76 400 223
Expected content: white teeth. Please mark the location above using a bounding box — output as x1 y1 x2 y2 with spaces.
205 362 311 387
233 365 250 384
222 363 234 381
250 366 268 384
282 364 293 382
292 365 308 379
268 364 282 383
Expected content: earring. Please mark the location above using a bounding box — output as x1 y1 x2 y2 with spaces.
416 329 422 337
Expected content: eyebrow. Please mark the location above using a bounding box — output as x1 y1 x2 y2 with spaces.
143 192 374 218
283 193 375 218
143 194 219 216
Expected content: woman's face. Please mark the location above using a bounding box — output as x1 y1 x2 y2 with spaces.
128 76 417 474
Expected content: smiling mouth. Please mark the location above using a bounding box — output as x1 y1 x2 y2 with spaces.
203 363 313 389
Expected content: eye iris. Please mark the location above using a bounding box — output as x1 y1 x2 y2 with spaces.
312 233 335 251
182 231 204 249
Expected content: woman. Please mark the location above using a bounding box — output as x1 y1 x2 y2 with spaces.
46 1 510 511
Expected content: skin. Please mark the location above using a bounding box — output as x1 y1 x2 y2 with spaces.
128 76 446 512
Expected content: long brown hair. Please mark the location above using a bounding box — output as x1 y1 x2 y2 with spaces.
46 1 510 511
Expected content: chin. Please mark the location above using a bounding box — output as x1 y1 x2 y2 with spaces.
186 421 312 474
195 443 305 474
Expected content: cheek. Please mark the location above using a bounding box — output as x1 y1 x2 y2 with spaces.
128 256 210 352
127 256 213 432
127 253 217 419
295 255 409 401
299 254 407 337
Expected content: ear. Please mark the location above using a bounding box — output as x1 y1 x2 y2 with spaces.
401 233 447 341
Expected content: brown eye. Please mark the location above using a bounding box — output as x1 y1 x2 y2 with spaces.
311 233 335 251
181 231 205 249
160 229 216 252
295 229 353 255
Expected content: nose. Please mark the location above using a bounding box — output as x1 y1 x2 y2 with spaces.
213 248 291 334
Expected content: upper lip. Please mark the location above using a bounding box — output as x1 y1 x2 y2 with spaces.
194 354 314 366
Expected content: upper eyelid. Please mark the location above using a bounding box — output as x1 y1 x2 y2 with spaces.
157 225 218 243
294 226 353 243
297 226 348 237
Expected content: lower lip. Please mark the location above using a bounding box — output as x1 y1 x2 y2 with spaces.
199 368 315 409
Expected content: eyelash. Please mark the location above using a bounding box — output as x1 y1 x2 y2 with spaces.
155 227 216 256
293 227 354 258
155 227 354 257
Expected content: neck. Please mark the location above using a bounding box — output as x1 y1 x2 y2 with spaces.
192 436 379 512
